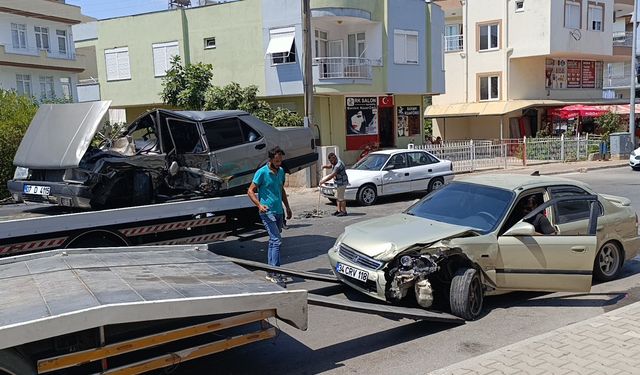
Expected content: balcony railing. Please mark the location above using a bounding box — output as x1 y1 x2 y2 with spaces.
613 31 632 47
603 73 639 89
1 44 76 60
444 34 464 52
313 57 373 80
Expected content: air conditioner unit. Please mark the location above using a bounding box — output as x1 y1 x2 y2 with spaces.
318 145 339 179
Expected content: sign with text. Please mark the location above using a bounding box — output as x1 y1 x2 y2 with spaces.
566 60 581 88
581 61 596 88
346 97 378 136
545 58 602 89
397 106 421 137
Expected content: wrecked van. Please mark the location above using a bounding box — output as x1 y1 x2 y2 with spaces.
8 101 317 209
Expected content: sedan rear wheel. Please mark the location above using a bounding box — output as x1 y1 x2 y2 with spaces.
593 241 623 282
450 268 484 321
428 177 444 192
357 185 377 206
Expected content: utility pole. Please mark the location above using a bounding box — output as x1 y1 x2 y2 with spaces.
630 0 638 148
302 0 313 128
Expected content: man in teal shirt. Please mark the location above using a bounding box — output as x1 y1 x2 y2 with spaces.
248 146 292 283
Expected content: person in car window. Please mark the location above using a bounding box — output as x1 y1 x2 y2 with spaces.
248 146 292 284
522 195 556 235
320 152 349 217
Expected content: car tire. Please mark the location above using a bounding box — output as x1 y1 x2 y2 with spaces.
450 268 484 321
357 184 377 206
0 349 36 375
593 241 623 282
428 177 444 192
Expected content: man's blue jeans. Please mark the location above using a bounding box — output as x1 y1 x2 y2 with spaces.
260 212 284 267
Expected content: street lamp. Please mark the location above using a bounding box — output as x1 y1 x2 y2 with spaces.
630 0 638 148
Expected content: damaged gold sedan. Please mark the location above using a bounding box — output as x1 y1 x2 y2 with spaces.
328 174 640 320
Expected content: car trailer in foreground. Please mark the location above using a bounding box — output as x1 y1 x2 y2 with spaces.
0 245 306 374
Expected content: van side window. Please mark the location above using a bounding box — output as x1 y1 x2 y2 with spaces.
202 118 244 151
167 118 204 154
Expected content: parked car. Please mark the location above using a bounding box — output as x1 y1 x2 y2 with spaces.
630 146 640 170
8 101 317 209
328 174 640 320
320 149 453 205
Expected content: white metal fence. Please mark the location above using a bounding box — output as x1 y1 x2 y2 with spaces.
410 135 602 173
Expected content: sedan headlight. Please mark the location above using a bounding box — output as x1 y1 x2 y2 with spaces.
13 166 29 180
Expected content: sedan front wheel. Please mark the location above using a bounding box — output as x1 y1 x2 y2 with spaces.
450 268 484 320
357 185 377 206
593 241 623 282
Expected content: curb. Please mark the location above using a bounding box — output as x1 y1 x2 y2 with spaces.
542 163 628 175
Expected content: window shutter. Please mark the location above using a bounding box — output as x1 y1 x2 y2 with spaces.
406 34 418 63
117 50 131 79
153 46 166 76
105 52 118 80
394 32 405 63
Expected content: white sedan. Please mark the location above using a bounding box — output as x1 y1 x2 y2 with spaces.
320 149 454 205
631 146 640 170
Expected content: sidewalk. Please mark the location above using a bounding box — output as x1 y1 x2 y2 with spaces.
457 159 629 177
429 301 640 375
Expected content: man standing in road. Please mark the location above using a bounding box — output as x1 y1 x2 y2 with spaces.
248 146 292 283
320 152 349 216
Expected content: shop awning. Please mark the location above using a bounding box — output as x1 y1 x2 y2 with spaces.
265 32 295 55
424 99 632 118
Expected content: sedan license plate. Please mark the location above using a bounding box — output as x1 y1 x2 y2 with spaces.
23 184 50 196
336 262 369 282
322 188 335 196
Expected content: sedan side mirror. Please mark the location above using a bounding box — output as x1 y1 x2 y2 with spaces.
383 164 395 171
503 221 536 236
169 161 179 176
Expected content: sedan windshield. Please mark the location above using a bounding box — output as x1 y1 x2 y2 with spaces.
352 154 389 171
405 182 514 234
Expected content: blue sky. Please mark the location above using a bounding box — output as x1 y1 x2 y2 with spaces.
66 0 167 20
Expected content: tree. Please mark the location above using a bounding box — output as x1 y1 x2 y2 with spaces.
0 90 39 199
595 111 622 144
160 55 213 110
204 82 303 127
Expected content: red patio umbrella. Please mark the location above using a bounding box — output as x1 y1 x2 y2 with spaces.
548 104 609 119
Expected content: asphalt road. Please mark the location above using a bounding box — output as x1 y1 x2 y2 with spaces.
166 166 640 375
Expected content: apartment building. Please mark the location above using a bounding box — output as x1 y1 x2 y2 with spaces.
76 0 445 162
427 0 633 140
0 0 88 102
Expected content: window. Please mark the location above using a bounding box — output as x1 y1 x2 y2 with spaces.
394 29 419 64
60 77 71 100
478 23 499 51
152 41 179 77
56 30 67 54
39 76 54 99
11 23 27 49
166 119 204 154
204 37 216 49
588 3 604 31
348 32 366 58
34 26 50 51
565 0 581 29
444 24 463 52
104 47 131 81
387 153 408 169
16 74 31 97
408 152 437 166
202 118 244 151
479 74 500 101
548 186 602 224
267 27 296 65
314 29 328 58
515 0 524 11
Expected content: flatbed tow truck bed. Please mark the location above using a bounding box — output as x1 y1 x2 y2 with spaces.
0 245 306 374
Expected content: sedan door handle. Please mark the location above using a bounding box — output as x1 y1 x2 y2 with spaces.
255 143 266 150
571 246 586 253
404 173 410 176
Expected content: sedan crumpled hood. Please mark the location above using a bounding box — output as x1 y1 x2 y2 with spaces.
341 213 477 260
13 101 111 169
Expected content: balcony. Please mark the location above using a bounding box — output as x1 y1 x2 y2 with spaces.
0 45 83 73
313 57 373 80
613 31 632 47
444 34 463 52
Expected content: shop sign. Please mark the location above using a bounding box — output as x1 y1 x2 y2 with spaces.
397 106 421 137
545 58 603 89
346 97 378 136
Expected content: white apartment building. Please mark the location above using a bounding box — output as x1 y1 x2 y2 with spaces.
428 0 634 140
0 0 88 102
